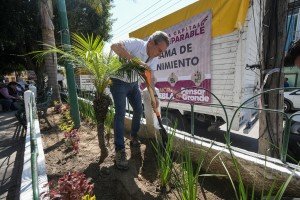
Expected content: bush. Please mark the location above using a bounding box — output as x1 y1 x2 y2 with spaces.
48 172 94 200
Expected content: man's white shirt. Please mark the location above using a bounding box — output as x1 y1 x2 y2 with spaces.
112 38 157 83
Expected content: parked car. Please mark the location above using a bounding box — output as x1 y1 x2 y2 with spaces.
288 111 300 162
284 89 300 112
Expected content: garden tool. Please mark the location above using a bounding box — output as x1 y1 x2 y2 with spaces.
141 70 168 149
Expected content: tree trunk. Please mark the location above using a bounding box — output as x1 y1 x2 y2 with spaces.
259 0 288 157
40 0 60 102
93 93 111 162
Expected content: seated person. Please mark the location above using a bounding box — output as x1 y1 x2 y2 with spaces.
0 82 21 111
7 81 24 96
16 77 27 93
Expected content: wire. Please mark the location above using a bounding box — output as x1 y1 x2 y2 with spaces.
112 0 175 39
113 0 162 31
112 0 183 40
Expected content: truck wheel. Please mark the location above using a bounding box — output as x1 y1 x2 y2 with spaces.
161 110 187 132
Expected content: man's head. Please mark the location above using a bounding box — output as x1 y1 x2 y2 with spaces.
284 39 300 67
284 77 288 82
147 31 169 58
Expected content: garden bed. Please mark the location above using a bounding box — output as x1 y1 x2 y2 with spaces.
40 106 236 199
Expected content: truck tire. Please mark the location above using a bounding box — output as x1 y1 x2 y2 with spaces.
161 110 188 132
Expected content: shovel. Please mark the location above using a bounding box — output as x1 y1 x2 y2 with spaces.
141 70 168 149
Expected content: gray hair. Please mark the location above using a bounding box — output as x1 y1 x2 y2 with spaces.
148 31 170 47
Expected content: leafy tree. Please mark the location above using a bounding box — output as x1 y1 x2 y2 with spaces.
0 0 41 75
0 0 113 81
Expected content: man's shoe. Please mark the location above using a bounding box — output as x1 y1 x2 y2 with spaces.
115 149 129 170
130 137 141 147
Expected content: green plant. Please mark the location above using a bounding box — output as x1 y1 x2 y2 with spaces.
58 111 74 133
152 127 176 192
78 99 96 123
82 194 96 200
220 136 297 200
32 33 122 159
104 106 114 145
175 150 202 200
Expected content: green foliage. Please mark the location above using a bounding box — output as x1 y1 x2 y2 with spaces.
59 110 74 132
82 194 96 200
63 0 113 41
221 137 296 200
104 106 115 136
78 99 96 123
152 128 176 189
175 150 202 200
78 98 114 143
0 0 40 71
119 57 148 78
0 0 114 73
33 33 122 96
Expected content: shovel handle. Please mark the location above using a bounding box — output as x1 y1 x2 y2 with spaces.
143 70 160 117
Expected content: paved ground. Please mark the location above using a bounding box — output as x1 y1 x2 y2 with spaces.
0 112 25 200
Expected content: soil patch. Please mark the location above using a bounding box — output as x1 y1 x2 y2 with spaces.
40 107 234 199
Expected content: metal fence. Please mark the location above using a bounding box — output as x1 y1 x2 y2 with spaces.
165 87 300 163
75 86 300 163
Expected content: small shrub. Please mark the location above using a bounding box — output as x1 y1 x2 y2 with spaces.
78 99 96 123
82 194 96 200
152 126 176 192
54 101 63 114
64 129 80 153
48 171 94 200
59 111 74 132
174 150 202 200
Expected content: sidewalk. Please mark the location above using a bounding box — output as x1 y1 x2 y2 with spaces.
0 112 25 200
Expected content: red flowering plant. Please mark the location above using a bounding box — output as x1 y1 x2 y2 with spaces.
54 101 63 114
64 129 80 153
48 172 94 200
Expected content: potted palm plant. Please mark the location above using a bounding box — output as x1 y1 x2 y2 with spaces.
34 34 122 159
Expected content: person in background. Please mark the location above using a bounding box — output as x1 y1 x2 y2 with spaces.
284 77 290 88
110 31 169 170
57 70 65 90
0 82 21 111
4 76 9 83
16 76 26 91
7 82 21 97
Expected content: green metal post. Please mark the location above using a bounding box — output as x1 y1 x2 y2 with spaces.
191 104 195 136
56 0 80 128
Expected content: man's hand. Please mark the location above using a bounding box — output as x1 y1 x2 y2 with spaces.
138 61 151 71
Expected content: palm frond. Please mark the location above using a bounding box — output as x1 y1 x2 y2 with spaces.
31 33 122 95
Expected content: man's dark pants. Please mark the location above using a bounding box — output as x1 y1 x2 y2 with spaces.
110 78 143 151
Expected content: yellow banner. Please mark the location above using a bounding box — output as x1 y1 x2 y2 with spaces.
129 0 250 39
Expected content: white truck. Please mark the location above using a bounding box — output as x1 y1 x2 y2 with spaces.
129 0 261 133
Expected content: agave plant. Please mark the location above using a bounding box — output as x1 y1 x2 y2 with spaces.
33 33 122 159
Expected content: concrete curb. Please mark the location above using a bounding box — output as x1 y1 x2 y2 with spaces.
20 90 49 200
20 120 49 200
124 116 300 196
